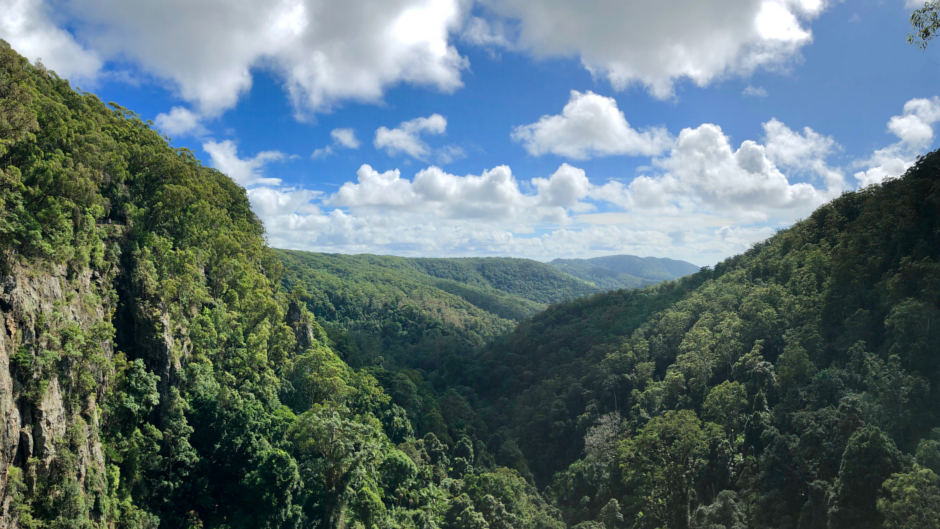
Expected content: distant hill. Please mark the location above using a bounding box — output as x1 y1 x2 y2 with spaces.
275 250 602 370
549 254 700 289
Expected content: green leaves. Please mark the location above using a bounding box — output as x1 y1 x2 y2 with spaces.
909 1 940 49
878 466 940 529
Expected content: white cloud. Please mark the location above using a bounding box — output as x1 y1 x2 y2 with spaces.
628 122 835 221
855 97 940 186
743 85 768 98
478 0 829 98
203 140 285 187
762 118 844 190
461 16 514 48
532 164 592 208
0 0 102 80
331 128 360 149
312 127 361 158
54 0 466 115
763 118 836 168
154 106 206 137
887 97 940 147
512 90 672 159
247 186 321 217
14 0 832 121
332 164 533 220
374 113 448 159
257 116 841 264
854 147 914 188
207 101 928 266
436 144 467 165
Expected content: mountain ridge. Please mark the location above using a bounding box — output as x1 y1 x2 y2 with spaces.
548 254 700 290
3 37 940 529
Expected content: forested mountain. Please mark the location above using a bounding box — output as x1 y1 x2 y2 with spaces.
276 250 600 364
462 154 940 528
3 33 940 529
548 255 700 290
0 42 564 529
274 250 606 449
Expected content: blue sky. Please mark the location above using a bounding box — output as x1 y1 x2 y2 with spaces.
2 0 939 265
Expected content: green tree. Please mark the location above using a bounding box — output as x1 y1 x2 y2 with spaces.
289 408 386 528
702 381 748 440
829 425 902 529
619 410 722 529
877 466 940 529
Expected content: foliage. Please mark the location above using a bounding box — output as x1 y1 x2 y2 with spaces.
464 152 940 527
910 1 940 49
0 40 563 529
877 466 940 529
5 34 940 529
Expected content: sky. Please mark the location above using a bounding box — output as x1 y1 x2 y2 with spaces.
2 0 939 266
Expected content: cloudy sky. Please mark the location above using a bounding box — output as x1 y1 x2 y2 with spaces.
3 0 939 265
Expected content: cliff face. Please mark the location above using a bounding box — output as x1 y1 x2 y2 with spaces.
0 260 118 526
0 38 290 526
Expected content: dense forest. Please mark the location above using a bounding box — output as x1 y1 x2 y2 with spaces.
276 250 600 367
2 30 940 529
548 256 699 291
274 250 602 446
459 154 940 528
0 42 563 528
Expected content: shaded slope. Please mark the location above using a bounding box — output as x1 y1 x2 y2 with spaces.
470 154 940 528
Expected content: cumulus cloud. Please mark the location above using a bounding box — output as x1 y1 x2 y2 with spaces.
203 140 285 187
247 186 322 218
245 110 887 265
374 114 448 159
256 113 845 264
15 0 833 121
887 97 940 147
512 90 672 159
312 128 361 158
332 164 533 220
762 118 844 190
855 97 940 186
624 123 835 220
154 106 206 137
0 0 102 80
532 164 592 208
53 0 466 115
477 0 828 98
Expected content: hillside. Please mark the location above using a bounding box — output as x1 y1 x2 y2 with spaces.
5 32 940 529
464 154 940 528
0 42 564 529
276 250 599 367
275 250 607 446
549 255 700 290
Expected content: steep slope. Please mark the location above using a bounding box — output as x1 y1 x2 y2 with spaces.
276 250 606 448
469 155 940 528
0 42 563 529
549 255 700 290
